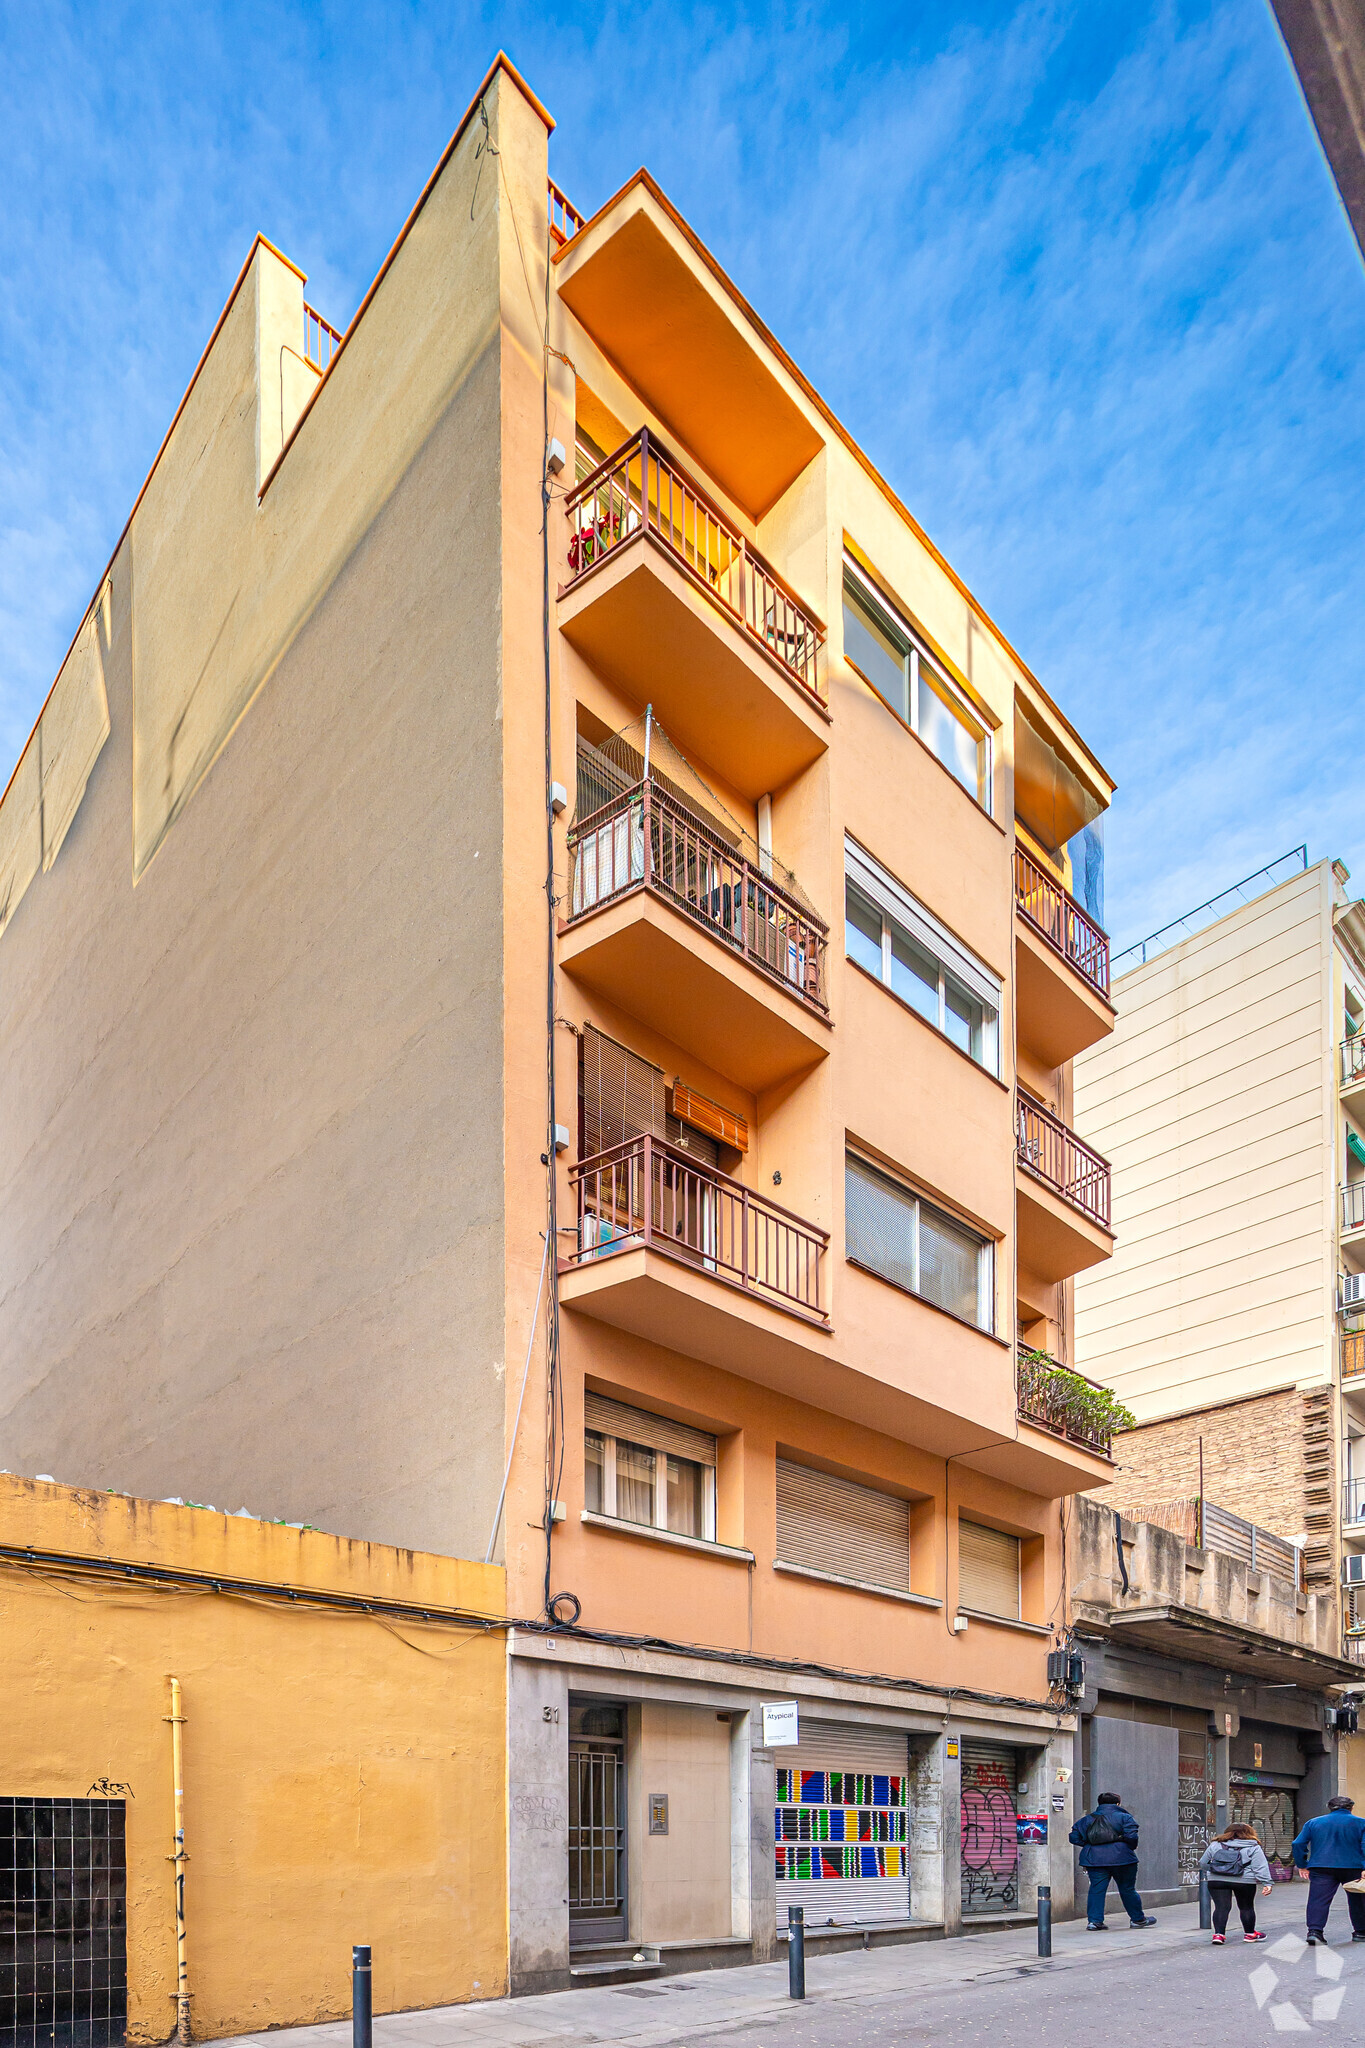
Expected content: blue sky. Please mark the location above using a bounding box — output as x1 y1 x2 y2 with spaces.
1 0 1361 946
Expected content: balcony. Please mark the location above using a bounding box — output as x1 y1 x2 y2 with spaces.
1342 1035 1365 1108
1344 1331 1365 1385
1342 1181 1365 1243
561 777 832 1093
1013 847 1114 1067
1015 1350 1119 1458
1015 1096 1113 1284
1345 1479 1365 1530
558 429 828 800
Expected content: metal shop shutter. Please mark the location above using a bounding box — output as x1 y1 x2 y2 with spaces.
960 1741 1020 1914
776 1459 910 1591
776 1721 912 1928
584 1393 717 1467
958 1519 1020 1620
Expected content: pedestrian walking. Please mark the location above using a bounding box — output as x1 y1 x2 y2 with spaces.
1069 1790 1158 1929
1290 1794 1365 1944
1198 1823 1273 1943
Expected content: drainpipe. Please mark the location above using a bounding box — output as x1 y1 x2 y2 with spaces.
167 1677 191 2044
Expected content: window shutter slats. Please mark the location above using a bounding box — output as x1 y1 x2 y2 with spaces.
845 1157 917 1294
580 1026 667 1158
957 1519 1021 1620
584 1393 716 1467
776 1458 910 1590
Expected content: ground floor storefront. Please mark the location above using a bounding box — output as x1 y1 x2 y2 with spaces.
506 1631 1078 1994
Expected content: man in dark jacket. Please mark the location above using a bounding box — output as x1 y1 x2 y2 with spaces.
1291 1795 1365 1943
1068 1791 1158 1930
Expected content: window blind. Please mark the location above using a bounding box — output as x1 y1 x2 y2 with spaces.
957 1520 1021 1620
579 1026 667 1158
584 1393 717 1467
845 1157 917 1294
776 1458 910 1590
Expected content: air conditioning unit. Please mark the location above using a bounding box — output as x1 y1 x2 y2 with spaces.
1344 1553 1365 1585
1341 1273 1365 1311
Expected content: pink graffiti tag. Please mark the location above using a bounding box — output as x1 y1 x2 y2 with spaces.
960 1788 1018 1878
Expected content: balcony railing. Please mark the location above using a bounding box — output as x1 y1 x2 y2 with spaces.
1016 1096 1111 1229
1013 846 1110 998
303 303 343 373
567 778 829 1014
1345 1479 1365 1526
1343 1036 1365 1087
1344 1634 1365 1664
1343 1183 1365 1234
548 179 585 246
566 1133 828 1323
1016 1351 1116 1456
1344 1332 1365 1382
1130 1498 1304 1587
563 428 826 705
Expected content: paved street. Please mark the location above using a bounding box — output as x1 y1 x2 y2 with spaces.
212 1888 1365 2048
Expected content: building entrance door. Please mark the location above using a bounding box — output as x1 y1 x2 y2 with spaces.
568 1703 627 1947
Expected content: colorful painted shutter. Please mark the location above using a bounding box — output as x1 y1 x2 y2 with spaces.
960 1741 1019 1914
958 1519 1020 1620
775 1720 910 1927
775 1459 910 1591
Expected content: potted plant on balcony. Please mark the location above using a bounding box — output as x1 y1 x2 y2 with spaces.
1017 1348 1136 1454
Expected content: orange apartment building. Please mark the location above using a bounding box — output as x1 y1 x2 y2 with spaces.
0 58 1120 1998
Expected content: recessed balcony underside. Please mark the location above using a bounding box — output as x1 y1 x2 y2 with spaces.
559 889 830 1094
1016 1172 1114 1285
558 535 828 804
1014 914 1114 1069
957 1420 1114 1499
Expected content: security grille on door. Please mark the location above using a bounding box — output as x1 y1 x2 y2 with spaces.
775 1722 911 1927
776 1459 911 1593
957 1519 1021 1621
0 1798 128 2046
960 1743 1019 1914
568 1703 627 1946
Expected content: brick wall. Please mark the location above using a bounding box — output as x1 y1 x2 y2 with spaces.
1104 1390 1303 1539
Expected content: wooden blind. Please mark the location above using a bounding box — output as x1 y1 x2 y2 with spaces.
579 1026 667 1158
584 1393 716 1467
957 1519 1020 1620
668 1083 749 1154
776 1458 910 1591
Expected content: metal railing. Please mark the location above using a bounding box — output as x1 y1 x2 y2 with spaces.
1112 846 1307 974
567 1133 829 1322
568 778 829 1014
1343 1634 1365 1664
548 179 585 246
1343 1036 1365 1087
1199 1499 1304 1587
1013 847 1110 998
303 303 343 373
1343 1183 1365 1234
563 427 826 704
1344 1333 1365 1382
1016 1096 1111 1229
1015 1351 1116 1456
1345 1480 1365 1527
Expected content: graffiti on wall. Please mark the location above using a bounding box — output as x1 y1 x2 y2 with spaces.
960 1755 1018 1913
1230 1785 1297 1882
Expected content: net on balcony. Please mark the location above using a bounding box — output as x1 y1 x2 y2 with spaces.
574 711 817 915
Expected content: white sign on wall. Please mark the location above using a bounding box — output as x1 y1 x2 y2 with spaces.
761 1700 800 1747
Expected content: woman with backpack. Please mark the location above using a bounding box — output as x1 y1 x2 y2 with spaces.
1198 1823 1274 1943
1068 1791 1158 1928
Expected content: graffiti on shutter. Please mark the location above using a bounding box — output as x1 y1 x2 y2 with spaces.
960 1741 1019 1914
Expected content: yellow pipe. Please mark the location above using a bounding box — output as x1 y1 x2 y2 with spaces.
168 1676 191 2044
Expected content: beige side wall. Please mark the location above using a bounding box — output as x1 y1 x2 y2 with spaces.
1074 863 1336 1418
0 1477 507 2038
0 78 542 1558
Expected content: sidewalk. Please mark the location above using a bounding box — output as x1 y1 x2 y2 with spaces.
209 1894 1266 2048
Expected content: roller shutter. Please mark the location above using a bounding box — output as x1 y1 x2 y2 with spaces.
958 1519 1020 1620
960 1741 1019 1914
583 1393 716 1467
776 1721 912 1927
776 1459 910 1591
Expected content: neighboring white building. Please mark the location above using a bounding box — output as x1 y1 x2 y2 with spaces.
1073 853 1365 1647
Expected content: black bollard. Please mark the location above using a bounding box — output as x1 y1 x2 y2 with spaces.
1198 1876 1212 1931
787 1906 806 2000
1037 1884 1052 1958
353 1946 372 2048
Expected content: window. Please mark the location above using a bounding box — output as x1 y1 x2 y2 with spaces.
844 841 1001 1075
776 1458 911 1592
583 1392 717 1542
843 559 990 807
846 1153 994 1331
957 1519 1021 1620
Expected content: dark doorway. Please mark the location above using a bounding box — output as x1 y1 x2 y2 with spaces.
568 1703 627 1946
0 1800 127 2048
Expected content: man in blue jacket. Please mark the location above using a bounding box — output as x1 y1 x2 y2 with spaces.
1291 1795 1365 1943
1068 1791 1158 1930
